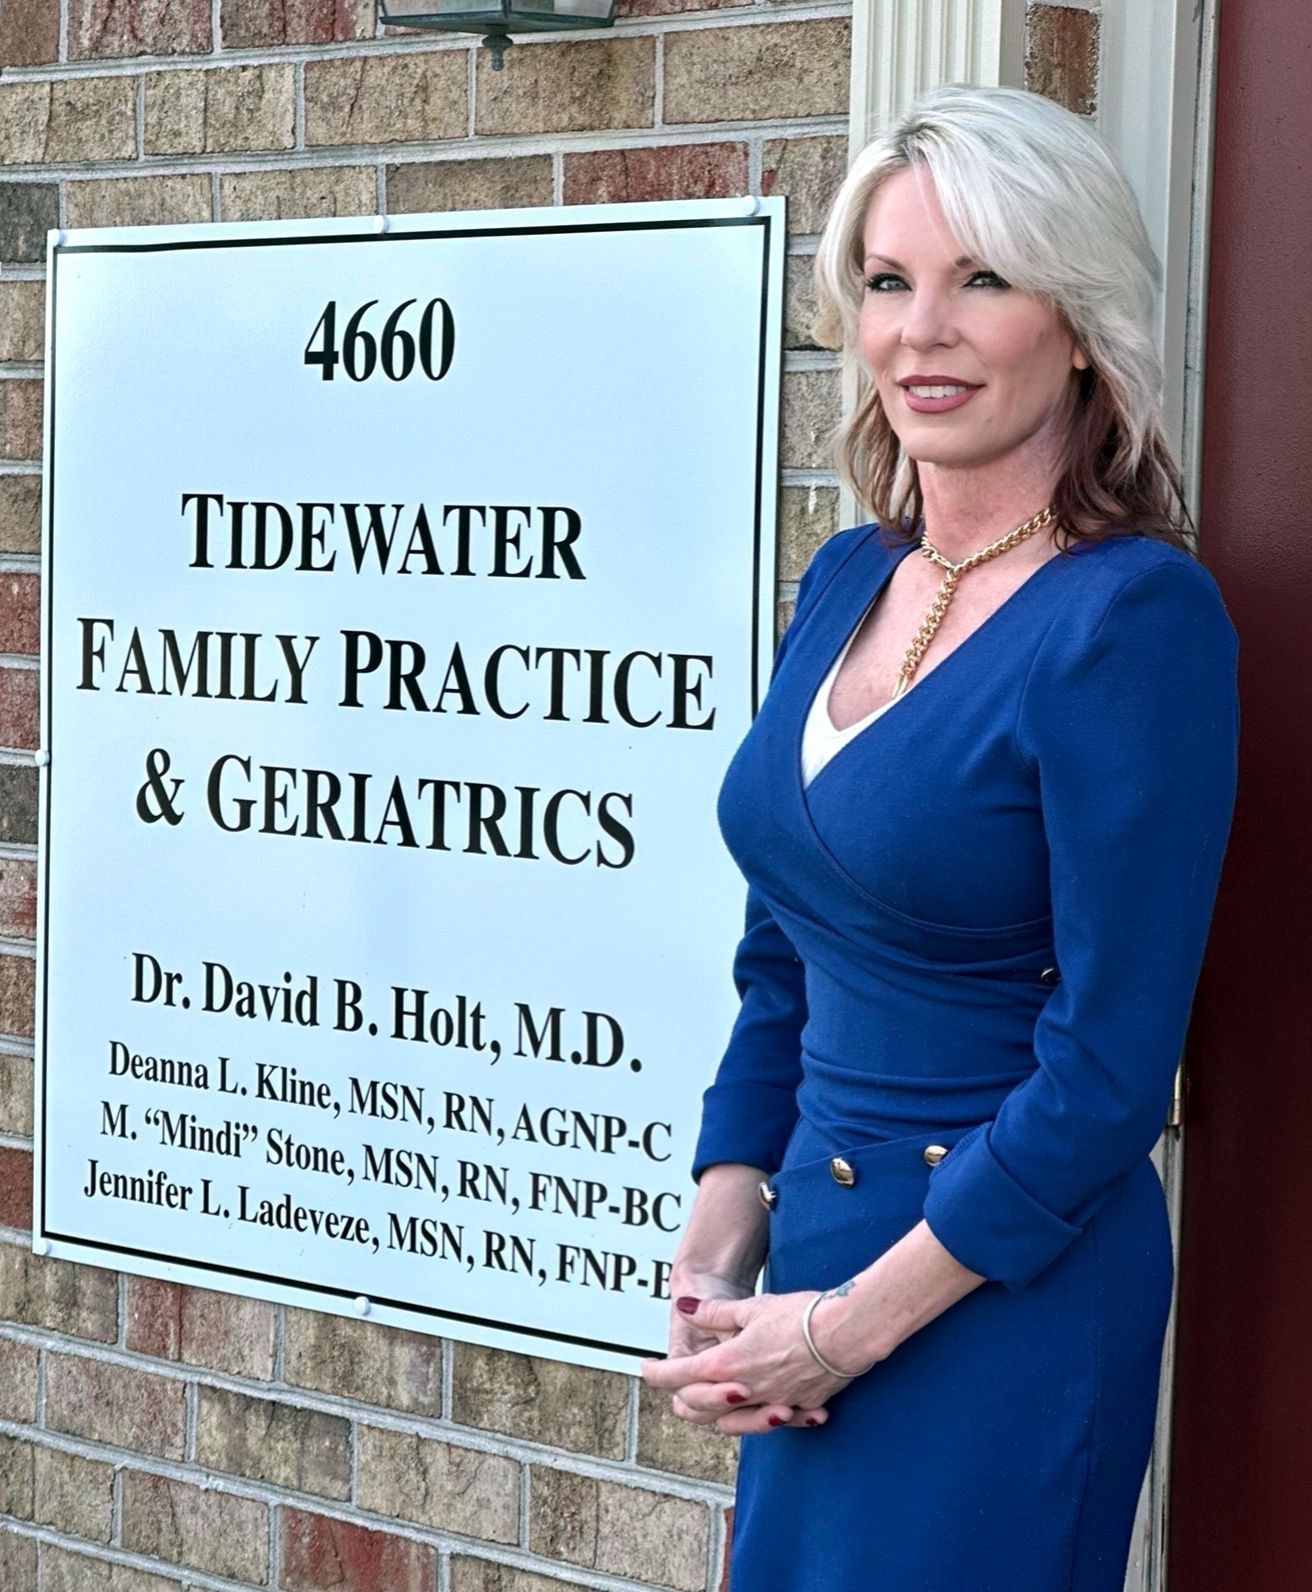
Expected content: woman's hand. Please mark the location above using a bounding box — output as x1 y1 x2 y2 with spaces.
663 1268 755 1361
641 1289 863 1435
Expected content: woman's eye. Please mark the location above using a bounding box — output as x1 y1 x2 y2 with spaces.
862 270 1008 292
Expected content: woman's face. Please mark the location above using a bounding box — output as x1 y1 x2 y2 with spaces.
858 164 1088 473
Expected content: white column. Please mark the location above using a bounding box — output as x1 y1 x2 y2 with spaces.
850 0 1026 150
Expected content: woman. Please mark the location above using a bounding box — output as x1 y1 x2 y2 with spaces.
640 83 1240 1590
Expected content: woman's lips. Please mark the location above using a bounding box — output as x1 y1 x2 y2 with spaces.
900 385 982 414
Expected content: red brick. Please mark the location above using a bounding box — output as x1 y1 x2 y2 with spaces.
0 186 58 268
1026 5 1099 117
46 1354 188 1458
0 0 60 65
0 668 38 749
69 0 213 59
126 1276 277 1378
761 135 848 235
0 1529 36 1585
616 0 747 14
0 858 35 940
563 142 749 205
475 38 654 139
0 380 43 461
283 1308 442 1415
122 1469 267 1581
0 1336 36 1418
125 1276 185 1358
662 21 847 126
196 1385 349 1497
282 1507 438 1592
0 1145 32 1229
0 1449 34 1524
0 766 36 847
0 1243 117 1341
0 954 34 1038
0 1051 33 1137
0 475 41 556
222 0 374 49
0 574 39 657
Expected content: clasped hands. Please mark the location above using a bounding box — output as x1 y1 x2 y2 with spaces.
640 1287 873 1436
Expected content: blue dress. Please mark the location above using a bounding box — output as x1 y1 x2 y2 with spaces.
691 522 1240 1591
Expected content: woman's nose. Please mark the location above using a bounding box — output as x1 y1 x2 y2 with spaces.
899 290 959 347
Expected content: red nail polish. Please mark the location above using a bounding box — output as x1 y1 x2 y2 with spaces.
768 1415 785 1427
726 1392 746 1405
805 1417 819 1426
675 1296 700 1314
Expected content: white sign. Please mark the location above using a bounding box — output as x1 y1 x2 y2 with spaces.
34 197 785 1373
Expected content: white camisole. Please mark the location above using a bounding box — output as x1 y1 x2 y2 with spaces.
800 596 900 789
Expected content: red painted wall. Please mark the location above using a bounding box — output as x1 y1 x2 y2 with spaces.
1168 2 1312 1585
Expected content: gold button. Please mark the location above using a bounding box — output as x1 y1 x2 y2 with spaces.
829 1156 856 1186
923 1144 949 1167
758 1179 777 1210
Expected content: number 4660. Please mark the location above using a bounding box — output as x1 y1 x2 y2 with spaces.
303 297 455 382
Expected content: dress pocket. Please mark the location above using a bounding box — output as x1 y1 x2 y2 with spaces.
764 1128 971 1297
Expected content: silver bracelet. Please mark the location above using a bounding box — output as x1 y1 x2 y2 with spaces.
801 1290 877 1379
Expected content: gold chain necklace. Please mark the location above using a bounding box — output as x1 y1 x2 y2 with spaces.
889 504 1058 701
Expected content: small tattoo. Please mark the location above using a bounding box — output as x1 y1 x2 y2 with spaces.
820 1277 857 1303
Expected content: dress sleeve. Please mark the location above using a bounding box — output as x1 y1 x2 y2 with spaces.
921 557 1240 1291
689 880 810 1183
688 532 857 1184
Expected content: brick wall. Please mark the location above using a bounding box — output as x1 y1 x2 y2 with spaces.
0 2 1098 1587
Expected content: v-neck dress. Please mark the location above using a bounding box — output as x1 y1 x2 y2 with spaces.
690 521 1240 1592
800 590 899 788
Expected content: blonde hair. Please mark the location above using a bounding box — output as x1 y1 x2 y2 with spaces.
813 82 1193 551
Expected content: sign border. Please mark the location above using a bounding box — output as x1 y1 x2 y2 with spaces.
33 199 785 1370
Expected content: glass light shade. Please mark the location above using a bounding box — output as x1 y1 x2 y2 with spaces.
378 0 614 35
